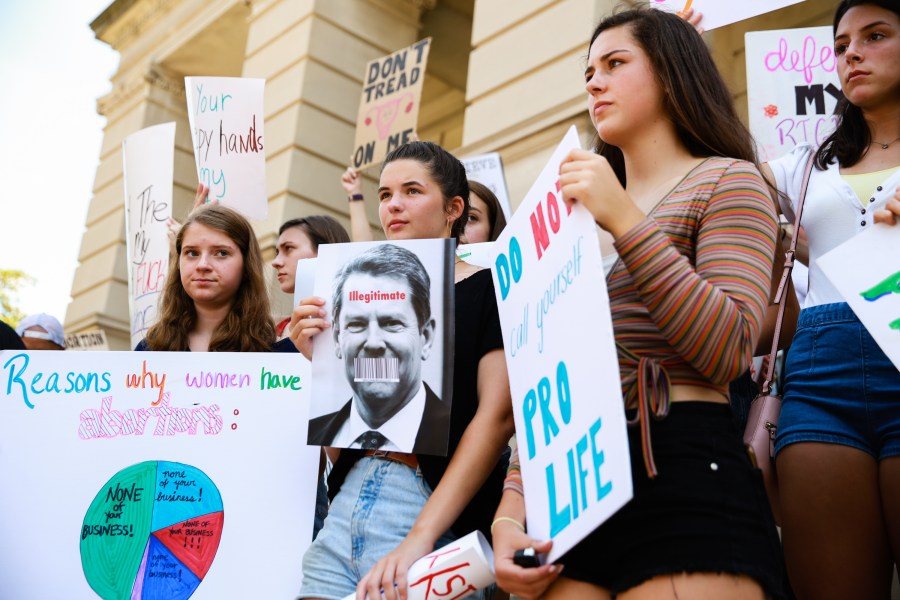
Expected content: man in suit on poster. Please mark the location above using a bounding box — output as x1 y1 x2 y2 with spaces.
308 244 450 456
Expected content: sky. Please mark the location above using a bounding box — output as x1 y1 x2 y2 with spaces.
0 1 118 324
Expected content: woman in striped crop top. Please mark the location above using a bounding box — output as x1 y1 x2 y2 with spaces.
491 7 789 599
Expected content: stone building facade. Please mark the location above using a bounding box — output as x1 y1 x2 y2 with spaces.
67 0 834 348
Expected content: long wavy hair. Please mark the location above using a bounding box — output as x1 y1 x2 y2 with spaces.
144 205 275 351
815 0 900 169
589 7 758 186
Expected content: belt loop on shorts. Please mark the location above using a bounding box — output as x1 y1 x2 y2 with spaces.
364 450 419 470
625 356 672 479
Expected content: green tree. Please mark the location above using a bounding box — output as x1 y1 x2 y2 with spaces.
0 269 34 328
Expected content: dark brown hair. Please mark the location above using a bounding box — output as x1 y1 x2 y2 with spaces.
589 7 757 185
815 0 900 169
467 180 507 242
279 215 351 249
144 205 275 351
381 141 470 240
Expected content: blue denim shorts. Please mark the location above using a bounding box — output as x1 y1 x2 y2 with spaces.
775 302 900 460
298 457 456 600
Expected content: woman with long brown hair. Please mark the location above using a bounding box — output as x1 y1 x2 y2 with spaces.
138 204 290 353
492 7 787 599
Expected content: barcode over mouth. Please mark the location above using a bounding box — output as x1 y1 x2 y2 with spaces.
353 358 400 382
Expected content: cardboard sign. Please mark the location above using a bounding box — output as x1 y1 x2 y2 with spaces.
819 225 900 373
746 26 840 162
652 0 807 30
308 239 454 456
0 350 319 599
490 127 631 563
185 77 267 220
340 530 495 600
456 242 495 269
65 330 110 351
123 123 176 349
352 39 431 170
461 153 512 219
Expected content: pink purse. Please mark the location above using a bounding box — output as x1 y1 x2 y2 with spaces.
743 154 814 525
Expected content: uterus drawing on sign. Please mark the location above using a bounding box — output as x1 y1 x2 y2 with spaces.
364 93 414 140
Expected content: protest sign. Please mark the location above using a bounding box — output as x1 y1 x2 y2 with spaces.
652 0 806 30
123 123 176 349
0 350 319 599
490 126 631 563
352 39 431 170
65 330 109 351
461 152 512 219
340 530 495 600
185 77 267 220
308 239 454 456
746 26 840 162
819 225 900 374
456 242 495 269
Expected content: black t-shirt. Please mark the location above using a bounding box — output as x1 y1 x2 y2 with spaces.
325 268 507 540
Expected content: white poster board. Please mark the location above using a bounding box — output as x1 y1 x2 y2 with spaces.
746 26 840 162
461 153 512 219
0 351 319 599
652 0 806 30
185 77 267 220
123 123 176 349
818 226 900 373
490 127 631 563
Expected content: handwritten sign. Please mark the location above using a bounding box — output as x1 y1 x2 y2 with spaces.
746 26 840 162
352 39 431 170
652 0 806 30
461 153 512 219
490 127 631 563
65 330 109 351
340 530 495 600
819 225 900 374
123 123 176 349
185 77 267 220
0 351 319 598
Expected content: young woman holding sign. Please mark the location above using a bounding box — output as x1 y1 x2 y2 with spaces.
291 141 514 600
762 2 900 597
492 8 787 599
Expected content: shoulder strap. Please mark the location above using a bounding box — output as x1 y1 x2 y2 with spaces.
760 153 815 395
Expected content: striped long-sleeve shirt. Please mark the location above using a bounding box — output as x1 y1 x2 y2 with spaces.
610 157 778 407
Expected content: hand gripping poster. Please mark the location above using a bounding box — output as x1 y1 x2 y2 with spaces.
307 239 454 456
0 350 319 599
490 126 632 563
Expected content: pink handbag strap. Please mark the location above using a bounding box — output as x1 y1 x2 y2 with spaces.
760 153 816 395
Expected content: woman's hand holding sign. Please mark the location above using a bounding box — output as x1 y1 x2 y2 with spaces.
873 187 900 226
289 296 329 360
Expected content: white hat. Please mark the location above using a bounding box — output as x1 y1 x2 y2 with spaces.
16 313 65 348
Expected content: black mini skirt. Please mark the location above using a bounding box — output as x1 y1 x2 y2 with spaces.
558 401 790 598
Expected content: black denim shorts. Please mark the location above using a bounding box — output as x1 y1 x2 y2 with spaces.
558 402 789 598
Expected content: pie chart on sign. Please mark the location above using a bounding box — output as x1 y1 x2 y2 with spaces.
80 461 224 600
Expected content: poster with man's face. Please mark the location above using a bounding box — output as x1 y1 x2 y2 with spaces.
307 239 454 456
